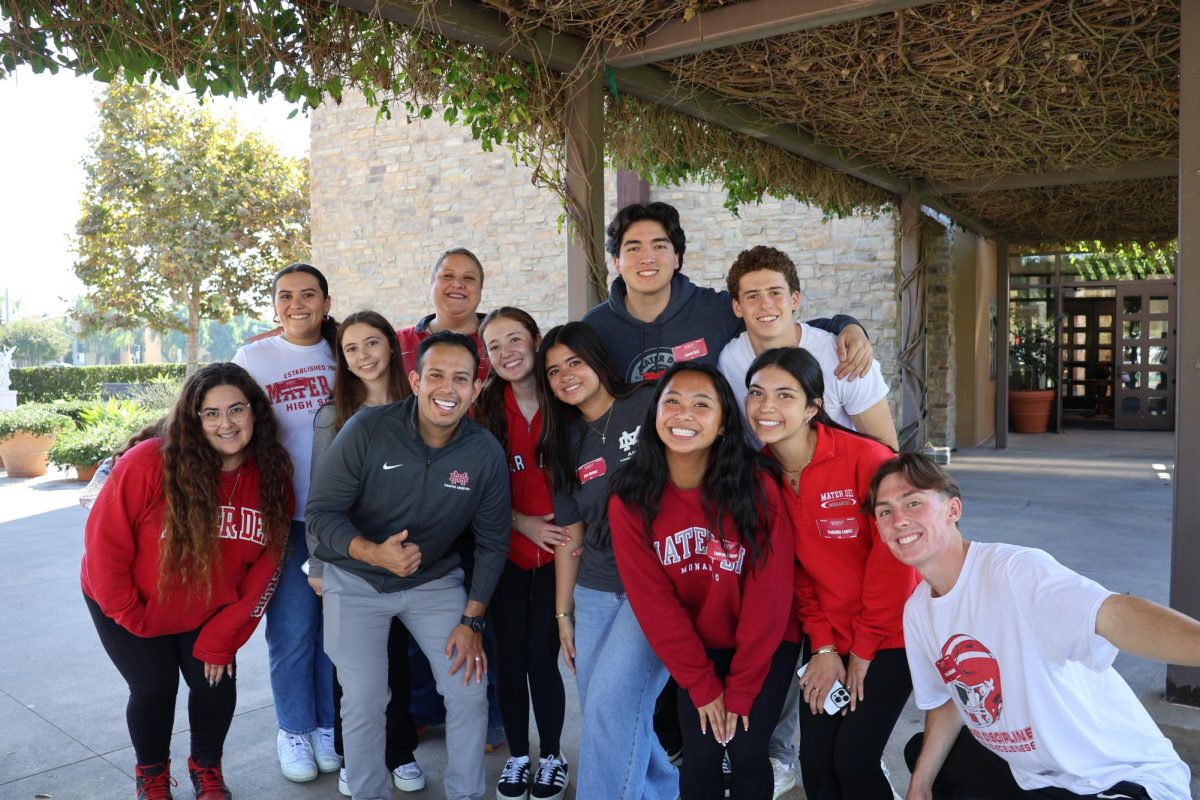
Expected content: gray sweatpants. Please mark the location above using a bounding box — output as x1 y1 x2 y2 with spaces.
324 565 488 800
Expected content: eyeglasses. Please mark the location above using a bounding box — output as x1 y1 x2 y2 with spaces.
198 403 251 427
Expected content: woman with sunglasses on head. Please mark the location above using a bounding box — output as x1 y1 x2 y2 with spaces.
745 347 917 800
82 363 293 800
304 310 426 796
535 321 675 800
609 363 795 800
473 307 570 800
233 263 340 783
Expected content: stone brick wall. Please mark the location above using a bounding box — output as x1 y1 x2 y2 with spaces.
924 224 956 449
311 92 900 407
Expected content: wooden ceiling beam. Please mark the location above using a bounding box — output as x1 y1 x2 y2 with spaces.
605 0 937 68
925 158 1178 195
334 0 1007 240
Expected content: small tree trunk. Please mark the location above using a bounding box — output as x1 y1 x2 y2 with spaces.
186 288 201 376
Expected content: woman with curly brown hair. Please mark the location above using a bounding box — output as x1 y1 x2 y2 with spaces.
82 362 294 800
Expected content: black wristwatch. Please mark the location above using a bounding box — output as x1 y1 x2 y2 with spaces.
460 614 487 633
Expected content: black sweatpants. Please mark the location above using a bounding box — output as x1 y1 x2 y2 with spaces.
904 728 1154 800
85 592 235 766
332 617 419 768
488 559 565 758
797 645 912 800
677 640 800 800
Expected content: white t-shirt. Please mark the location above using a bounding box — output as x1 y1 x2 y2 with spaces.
904 542 1190 799
718 322 889 434
233 335 335 521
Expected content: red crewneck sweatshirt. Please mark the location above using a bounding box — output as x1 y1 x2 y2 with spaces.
503 383 554 569
81 439 289 665
610 475 793 715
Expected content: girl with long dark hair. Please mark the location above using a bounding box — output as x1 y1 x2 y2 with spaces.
534 321 676 800
82 362 293 799
474 307 570 800
233 263 340 782
609 363 795 800
305 310 425 795
745 347 917 800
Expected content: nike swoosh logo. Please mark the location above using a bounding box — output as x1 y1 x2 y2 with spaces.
382 463 403 470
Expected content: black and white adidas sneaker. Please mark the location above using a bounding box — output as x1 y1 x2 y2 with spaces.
530 754 568 800
496 755 531 800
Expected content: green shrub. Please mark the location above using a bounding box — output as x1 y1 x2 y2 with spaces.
49 422 131 468
135 374 183 413
47 399 93 425
80 398 145 427
11 364 189 403
0 405 74 440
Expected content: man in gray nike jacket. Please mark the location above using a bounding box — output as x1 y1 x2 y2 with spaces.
307 331 510 800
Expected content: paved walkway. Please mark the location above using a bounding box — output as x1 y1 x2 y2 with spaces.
1 428 1195 799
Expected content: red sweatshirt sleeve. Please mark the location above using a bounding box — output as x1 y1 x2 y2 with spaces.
724 478 793 716
850 449 918 660
850 513 917 660
81 444 156 634
793 553 836 650
609 496 725 710
194 551 282 665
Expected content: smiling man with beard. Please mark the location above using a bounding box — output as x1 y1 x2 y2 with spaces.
307 331 511 800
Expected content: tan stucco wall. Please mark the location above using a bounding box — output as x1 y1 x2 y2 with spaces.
953 234 998 447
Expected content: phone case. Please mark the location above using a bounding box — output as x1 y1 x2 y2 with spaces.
796 662 852 715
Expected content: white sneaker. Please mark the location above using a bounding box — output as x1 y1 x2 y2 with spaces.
338 766 351 797
276 730 318 783
311 726 341 773
393 760 426 792
770 757 797 799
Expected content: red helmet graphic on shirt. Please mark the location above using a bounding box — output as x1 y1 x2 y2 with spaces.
935 634 1003 728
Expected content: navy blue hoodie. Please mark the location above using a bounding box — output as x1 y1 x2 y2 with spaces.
582 273 860 383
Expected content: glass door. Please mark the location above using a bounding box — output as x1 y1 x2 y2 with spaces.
1114 283 1176 430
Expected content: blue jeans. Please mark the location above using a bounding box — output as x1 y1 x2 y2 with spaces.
573 585 677 800
266 522 335 733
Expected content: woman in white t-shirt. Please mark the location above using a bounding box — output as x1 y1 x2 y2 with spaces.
233 263 340 784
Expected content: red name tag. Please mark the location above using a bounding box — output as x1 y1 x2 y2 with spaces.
816 517 861 539
671 338 709 362
577 457 607 484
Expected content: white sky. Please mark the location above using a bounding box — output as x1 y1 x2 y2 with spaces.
0 67 310 321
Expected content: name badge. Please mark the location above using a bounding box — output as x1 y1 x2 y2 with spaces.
577 457 607 484
816 517 861 539
671 338 709 362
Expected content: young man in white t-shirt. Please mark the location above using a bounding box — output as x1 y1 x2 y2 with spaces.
866 453 1199 800
717 245 898 451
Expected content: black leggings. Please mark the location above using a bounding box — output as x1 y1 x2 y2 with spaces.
797 645 912 800
332 617 418 768
677 640 800 800
85 592 235 765
904 729 1154 800
488 560 565 757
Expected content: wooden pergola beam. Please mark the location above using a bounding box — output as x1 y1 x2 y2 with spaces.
605 0 936 68
926 158 1179 195
341 0 1008 241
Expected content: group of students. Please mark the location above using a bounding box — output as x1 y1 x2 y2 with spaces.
78 200 1200 800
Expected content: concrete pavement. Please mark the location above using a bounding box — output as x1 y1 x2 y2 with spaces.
1 428 1196 799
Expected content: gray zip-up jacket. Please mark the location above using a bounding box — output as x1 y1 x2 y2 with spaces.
306 396 510 606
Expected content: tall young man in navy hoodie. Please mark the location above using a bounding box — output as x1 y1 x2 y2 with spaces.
582 202 875 383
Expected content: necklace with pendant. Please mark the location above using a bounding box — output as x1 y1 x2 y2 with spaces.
222 466 243 506
779 431 816 491
585 405 614 444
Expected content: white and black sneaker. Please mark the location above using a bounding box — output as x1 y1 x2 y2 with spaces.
496 755 531 800
530 754 568 800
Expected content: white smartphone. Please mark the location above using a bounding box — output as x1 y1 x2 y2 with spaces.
796 661 852 715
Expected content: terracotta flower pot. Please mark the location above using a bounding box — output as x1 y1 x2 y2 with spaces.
74 464 99 483
1009 389 1055 433
0 431 58 478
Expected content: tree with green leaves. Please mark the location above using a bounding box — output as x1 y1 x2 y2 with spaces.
73 79 309 373
0 318 72 366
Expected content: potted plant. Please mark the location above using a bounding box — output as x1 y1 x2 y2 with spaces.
49 422 132 482
0 405 73 477
1009 319 1058 433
